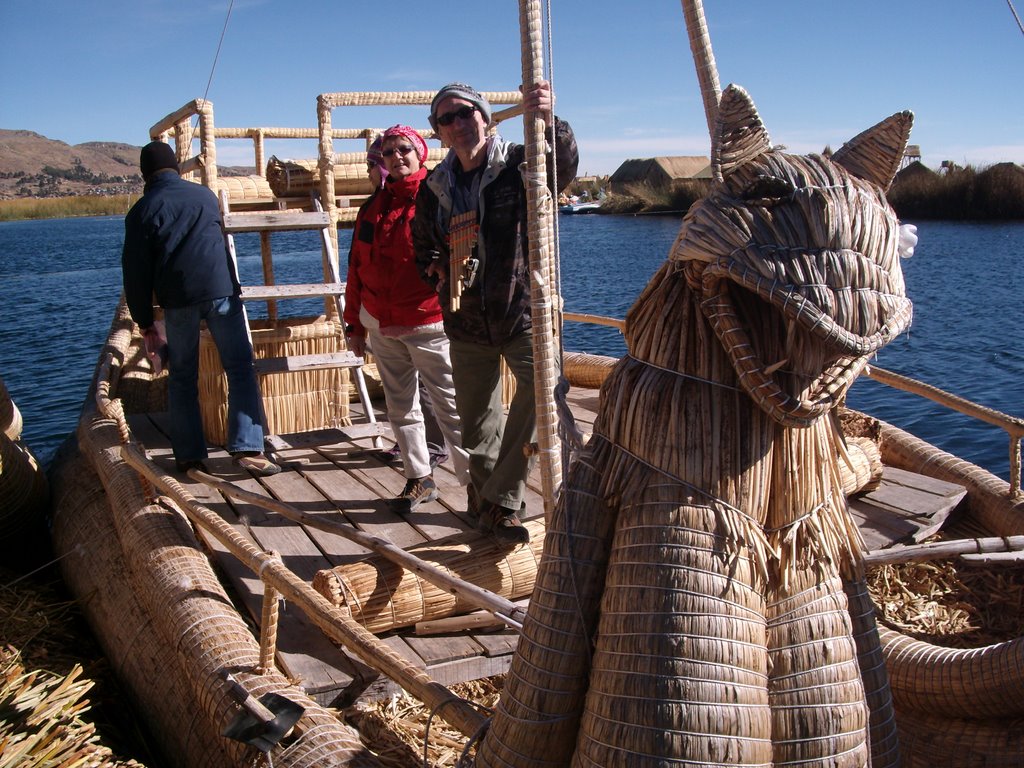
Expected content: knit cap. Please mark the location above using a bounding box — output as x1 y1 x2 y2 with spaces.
140 141 179 179
429 83 492 130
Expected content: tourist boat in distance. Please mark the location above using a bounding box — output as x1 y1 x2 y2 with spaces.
44 3 1024 767
559 199 601 214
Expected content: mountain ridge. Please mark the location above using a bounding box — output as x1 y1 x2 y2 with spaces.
0 129 254 199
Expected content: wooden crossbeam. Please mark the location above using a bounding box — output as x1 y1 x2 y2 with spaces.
241 282 345 301
223 211 331 233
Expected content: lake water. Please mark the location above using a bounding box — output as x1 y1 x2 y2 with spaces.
0 214 1020 481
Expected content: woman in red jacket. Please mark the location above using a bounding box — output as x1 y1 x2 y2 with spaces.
345 125 468 512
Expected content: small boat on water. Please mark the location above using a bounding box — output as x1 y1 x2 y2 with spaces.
558 200 601 214
45 3 1023 767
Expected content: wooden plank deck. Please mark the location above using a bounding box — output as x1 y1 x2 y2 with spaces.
849 466 968 552
127 387 600 706
127 386 963 707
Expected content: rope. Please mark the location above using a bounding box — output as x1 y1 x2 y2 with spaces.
422 695 494 768
186 0 235 148
1008 0 1024 36
538 0 578 478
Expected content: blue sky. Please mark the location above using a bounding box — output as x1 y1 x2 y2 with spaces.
2 1 1022 176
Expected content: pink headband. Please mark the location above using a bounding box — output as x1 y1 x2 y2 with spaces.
382 124 428 162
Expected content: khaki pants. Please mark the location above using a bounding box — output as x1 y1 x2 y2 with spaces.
449 330 537 512
369 326 469 483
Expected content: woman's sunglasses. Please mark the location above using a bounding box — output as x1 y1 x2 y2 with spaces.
381 145 416 158
435 105 478 127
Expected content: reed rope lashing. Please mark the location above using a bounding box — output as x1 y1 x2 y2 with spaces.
589 433 772 584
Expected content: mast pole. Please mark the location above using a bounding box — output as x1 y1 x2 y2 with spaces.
518 0 562 518
681 0 722 137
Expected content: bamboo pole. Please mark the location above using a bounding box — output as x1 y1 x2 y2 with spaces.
519 0 562 519
121 443 489 740
863 534 1024 566
563 311 625 330
192 469 528 628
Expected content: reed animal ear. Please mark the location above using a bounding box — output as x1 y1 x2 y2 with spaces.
831 110 914 191
711 84 772 182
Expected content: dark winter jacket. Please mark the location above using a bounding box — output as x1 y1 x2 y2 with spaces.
122 171 238 329
344 167 442 335
412 117 578 345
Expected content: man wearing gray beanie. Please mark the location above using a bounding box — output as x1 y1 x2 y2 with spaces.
122 141 280 477
413 80 578 544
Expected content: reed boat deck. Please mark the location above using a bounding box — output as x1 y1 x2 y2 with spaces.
123 384 966 709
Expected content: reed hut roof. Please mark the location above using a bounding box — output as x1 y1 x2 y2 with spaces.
609 155 712 187
893 160 937 183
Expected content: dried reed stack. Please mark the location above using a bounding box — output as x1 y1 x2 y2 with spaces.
266 150 447 198
199 316 350 445
313 519 544 633
267 156 375 198
212 174 273 202
476 85 913 767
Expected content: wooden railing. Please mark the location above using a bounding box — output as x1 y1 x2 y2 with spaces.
864 365 1023 497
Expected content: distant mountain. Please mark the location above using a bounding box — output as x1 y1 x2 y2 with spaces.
0 130 255 199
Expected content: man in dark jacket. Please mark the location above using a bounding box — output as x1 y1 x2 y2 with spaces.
122 141 278 476
413 81 578 544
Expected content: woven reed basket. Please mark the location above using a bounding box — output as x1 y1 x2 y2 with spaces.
199 316 351 445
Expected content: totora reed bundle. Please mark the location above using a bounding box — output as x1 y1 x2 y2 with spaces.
476 85 914 767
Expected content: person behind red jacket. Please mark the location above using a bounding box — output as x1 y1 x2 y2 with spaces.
344 125 468 512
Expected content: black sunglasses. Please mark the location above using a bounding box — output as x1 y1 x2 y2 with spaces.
381 145 416 158
436 105 478 127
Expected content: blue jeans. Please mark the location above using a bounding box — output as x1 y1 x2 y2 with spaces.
163 295 264 462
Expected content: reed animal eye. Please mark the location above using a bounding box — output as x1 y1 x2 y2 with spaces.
743 175 794 205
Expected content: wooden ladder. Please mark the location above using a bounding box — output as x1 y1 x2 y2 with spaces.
220 193 383 449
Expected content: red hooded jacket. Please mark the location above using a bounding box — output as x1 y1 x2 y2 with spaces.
344 167 442 335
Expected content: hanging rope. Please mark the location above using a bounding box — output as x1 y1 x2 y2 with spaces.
1008 0 1024 36
519 0 564 516
186 0 235 148
545 0 564 357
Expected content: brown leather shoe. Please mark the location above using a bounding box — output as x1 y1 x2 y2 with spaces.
390 475 438 514
233 453 281 477
477 501 530 545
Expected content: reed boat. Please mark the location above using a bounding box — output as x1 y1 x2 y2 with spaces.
45 3 1023 766
0 374 49 570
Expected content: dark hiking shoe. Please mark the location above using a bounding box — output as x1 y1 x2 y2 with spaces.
176 459 208 474
391 476 438 514
477 502 530 545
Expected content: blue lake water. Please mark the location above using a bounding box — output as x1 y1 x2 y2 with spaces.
0 214 1020 481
